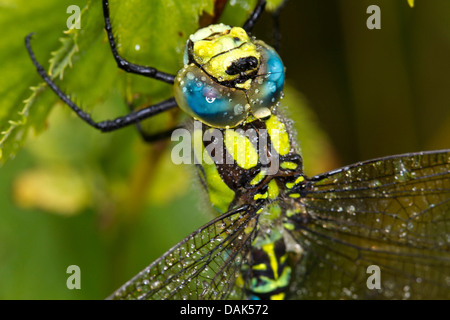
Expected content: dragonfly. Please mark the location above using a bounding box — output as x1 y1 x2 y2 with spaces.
26 0 450 299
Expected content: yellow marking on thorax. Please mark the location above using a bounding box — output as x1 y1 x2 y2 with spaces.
267 179 279 200
254 192 268 201
225 129 259 169
280 161 298 170
265 116 290 156
193 128 235 212
286 175 305 189
250 170 267 186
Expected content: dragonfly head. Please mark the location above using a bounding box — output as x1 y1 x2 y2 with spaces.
174 24 285 128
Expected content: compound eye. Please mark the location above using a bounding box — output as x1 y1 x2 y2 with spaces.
246 44 285 116
174 65 249 128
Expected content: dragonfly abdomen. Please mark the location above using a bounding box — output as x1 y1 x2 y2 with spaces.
247 231 292 300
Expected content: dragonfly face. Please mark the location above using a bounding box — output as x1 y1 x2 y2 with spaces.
174 24 285 128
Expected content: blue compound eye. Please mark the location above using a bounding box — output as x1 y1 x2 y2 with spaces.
174 40 285 128
174 65 249 128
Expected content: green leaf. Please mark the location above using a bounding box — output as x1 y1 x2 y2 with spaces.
0 0 89 164
266 0 286 12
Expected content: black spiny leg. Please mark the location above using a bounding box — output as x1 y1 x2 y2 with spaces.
25 34 177 133
102 0 175 84
127 101 181 142
243 0 267 32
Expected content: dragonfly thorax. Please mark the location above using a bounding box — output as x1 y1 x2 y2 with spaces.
192 113 305 213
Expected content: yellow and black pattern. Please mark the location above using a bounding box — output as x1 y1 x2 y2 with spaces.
192 114 303 213
248 237 292 300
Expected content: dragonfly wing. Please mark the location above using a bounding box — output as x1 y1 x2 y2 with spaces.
108 205 258 300
289 150 450 299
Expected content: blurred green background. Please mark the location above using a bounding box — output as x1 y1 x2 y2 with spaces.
0 0 448 299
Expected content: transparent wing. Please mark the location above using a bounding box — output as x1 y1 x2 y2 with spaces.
289 150 450 299
108 205 258 300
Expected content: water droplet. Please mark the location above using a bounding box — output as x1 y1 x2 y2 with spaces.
347 205 356 215
369 179 382 188
186 72 195 80
234 104 244 115
151 281 161 289
394 161 412 182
